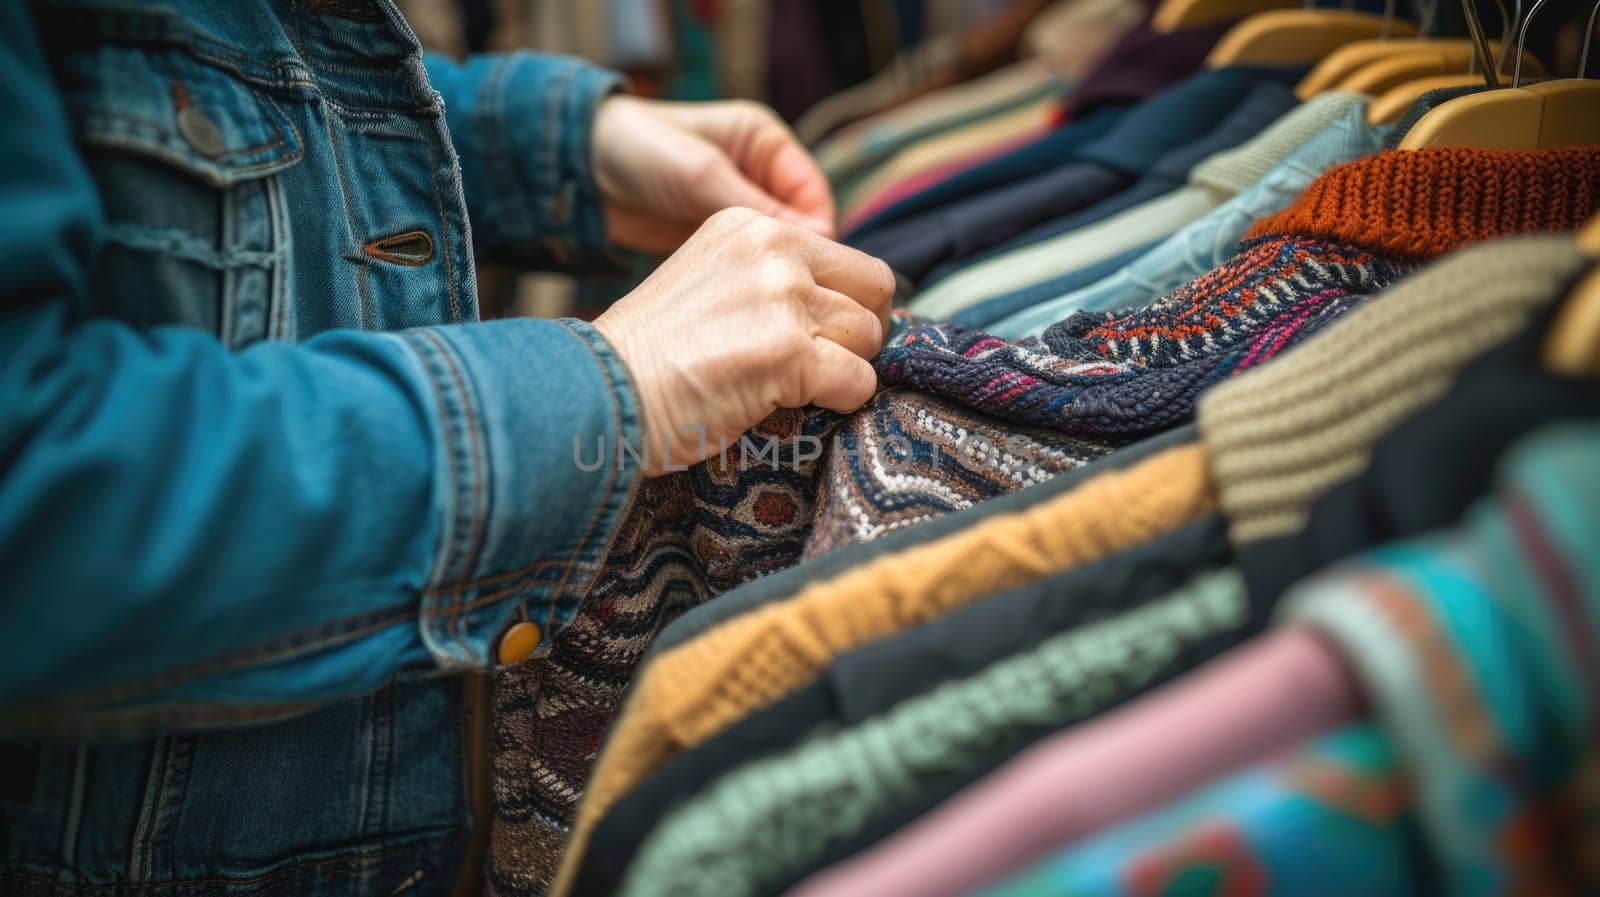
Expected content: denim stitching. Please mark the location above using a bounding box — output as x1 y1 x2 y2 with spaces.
538 320 631 639
2 698 348 741
418 110 462 323
126 735 169 882
536 63 579 239
1 826 465 892
411 331 488 646
479 54 531 249
403 323 636 609
413 331 489 657
104 225 280 270
10 604 416 712
402 333 476 661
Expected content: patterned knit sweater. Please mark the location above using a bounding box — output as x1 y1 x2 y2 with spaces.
489 396 1107 896
877 147 1600 438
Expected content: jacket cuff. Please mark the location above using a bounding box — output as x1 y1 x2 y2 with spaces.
453 52 626 272
398 317 642 668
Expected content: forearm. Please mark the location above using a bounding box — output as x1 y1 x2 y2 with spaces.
0 304 641 738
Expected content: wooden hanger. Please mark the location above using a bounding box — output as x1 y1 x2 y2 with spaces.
1207 10 1418 67
1297 39 1477 98
1401 0 1600 148
1367 71 1499 122
1539 6 1600 375
1543 217 1600 377
1339 46 1471 93
1335 43 1543 94
1152 0 1299 34
1397 79 1600 148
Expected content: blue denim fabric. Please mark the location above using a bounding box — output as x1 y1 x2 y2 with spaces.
0 2 636 894
990 106 1387 339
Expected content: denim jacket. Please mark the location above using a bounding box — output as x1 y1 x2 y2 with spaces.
0 1 641 894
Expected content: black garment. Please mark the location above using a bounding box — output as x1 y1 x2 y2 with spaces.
643 423 1199 662
1242 302 1600 603
817 0 875 95
574 517 1239 897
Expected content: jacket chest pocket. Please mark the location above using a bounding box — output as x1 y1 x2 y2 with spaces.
56 43 305 347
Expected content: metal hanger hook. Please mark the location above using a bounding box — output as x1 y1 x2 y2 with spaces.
1579 0 1600 78
1513 0 1552 87
1418 0 1444 38
1459 0 1503 87
1489 0 1514 70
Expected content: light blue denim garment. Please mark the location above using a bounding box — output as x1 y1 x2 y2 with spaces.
1 1 638 894
989 105 1389 339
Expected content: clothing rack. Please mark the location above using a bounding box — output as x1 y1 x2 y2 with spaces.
402 3 1600 896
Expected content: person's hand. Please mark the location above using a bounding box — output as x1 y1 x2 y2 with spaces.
591 96 835 253
593 207 895 476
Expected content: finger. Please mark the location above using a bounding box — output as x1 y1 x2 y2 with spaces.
682 138 796 223
787 227 897 318
750 126 836 236
667 102 836 236
807 285 885 360
805 339 879 413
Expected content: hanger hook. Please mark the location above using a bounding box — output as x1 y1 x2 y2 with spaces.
1489 0 1513 70
1459 0 1503 87
1579 0 1600 78
1418 0 1444 37
1381 0 1398 38
1513 0 1551 87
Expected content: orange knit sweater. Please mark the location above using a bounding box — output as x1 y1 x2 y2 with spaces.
551 444 1215 897
1243 145 1600 258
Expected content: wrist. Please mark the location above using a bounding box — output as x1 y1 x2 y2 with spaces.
593 306 674 476
590 94 645 208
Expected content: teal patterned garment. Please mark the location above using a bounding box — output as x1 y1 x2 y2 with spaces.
975 726 1425 897
976 421 1600 897
1286 421 1600 897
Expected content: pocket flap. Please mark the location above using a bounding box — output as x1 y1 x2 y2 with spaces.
57 44 304 187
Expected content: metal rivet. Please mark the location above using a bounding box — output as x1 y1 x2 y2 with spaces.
178 106 225 158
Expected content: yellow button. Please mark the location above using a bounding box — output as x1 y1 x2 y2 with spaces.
498 621 543 664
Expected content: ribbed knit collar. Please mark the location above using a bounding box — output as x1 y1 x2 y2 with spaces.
1243 146 1600 259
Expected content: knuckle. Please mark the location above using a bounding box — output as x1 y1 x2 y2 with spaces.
709 205 758 231
732 98 779 124
747 214 791 249
754 258 809 297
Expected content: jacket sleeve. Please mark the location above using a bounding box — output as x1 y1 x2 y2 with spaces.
424 50 626 273
0 7 642 739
